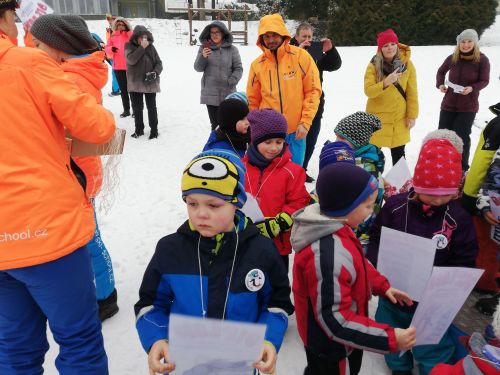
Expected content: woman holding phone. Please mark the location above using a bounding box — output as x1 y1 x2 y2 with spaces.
364 28 419 166
436 29 490 171
194 21 243 130
125 25 162 139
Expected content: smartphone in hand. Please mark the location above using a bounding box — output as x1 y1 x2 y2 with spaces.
202 40 216 50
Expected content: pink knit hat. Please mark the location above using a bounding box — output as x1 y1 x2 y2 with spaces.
413 139 462 195
377 28 399 50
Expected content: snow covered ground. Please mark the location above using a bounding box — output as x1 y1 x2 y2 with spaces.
19 16 500 375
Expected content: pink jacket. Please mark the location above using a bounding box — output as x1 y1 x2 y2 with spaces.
105 17 132 70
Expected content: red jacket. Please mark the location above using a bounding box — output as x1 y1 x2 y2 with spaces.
105 18 132 70
242 147 310 255
291 205 397 359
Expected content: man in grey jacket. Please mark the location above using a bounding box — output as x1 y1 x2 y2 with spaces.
194 21 243 130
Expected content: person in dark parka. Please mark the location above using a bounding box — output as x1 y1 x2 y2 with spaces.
125 25 163 139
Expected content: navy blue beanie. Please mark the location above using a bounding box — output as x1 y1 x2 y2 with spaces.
316 163 378 217
319 141 355 170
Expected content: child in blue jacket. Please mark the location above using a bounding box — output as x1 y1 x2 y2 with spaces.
134 149 293 375
203 98 250 158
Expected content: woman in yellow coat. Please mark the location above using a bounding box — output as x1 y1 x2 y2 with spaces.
364 28 418 165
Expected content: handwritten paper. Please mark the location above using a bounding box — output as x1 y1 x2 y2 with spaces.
410 267 483 346
384 157 412 190
169 314 266 375
377 227 436 302
17 0 53 29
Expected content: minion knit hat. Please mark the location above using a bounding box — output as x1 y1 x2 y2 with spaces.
181 149 247 208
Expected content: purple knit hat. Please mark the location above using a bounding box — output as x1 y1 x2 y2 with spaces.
248 108 288 145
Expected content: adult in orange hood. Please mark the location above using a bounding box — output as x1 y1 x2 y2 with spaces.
0 6 115 374
246 13 322 166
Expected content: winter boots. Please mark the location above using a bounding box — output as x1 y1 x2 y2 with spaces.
98 288 119 322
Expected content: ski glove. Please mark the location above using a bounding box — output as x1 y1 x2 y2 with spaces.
255 212 293 239
144 71 157 83
111 46 118 53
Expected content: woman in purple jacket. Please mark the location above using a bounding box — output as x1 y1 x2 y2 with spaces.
436 29 490 171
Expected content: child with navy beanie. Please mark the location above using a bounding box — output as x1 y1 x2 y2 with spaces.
291 163 416 375
243 108 310 271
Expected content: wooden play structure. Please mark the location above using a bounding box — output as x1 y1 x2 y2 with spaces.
167 5 250 45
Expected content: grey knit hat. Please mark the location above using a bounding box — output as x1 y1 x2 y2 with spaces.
334 111 382 150
456 29 478 45
421 129 464 155
30 15 97 55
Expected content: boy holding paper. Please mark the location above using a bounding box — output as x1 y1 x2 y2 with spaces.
134 149 294 375
292 163 416 375
367 135 478 375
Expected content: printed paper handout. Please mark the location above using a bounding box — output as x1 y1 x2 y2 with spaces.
241 194 265 223
377 227 436 302
410 267 484 346
445 78 465 94
169 314 266 375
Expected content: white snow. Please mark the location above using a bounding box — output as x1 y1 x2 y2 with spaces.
19 16 500 375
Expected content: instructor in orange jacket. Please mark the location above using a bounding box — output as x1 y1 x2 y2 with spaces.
0 1 115 373
246 13 322 166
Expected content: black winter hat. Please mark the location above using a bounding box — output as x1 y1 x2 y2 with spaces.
316 163 378 217
31 15 97 55
0 0 18 10
334 111 382 150
217 98 249 133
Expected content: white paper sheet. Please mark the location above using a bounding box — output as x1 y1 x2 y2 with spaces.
445 78 465 94
383 157 412 190
17 0 54 29
377 227 436 302
169 314 266 375
241 194 265 223
489 192 500 220
410 267 484 346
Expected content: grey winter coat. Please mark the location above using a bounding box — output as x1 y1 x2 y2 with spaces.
125 25 163 93
193 21 243 106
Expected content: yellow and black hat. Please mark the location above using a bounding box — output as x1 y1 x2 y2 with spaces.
182 149 247 208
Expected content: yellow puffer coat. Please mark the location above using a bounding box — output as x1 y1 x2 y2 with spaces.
364 44 418 148
246 14 321 133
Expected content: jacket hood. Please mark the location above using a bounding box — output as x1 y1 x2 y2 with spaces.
112 17 132 32
397 43 411 63
131 25 154 44
61 51 108 91
291 204 345 251
199 21 233 46
256 13 291 50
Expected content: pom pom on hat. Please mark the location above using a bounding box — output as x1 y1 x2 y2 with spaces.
316 163 378 217
413 139 462 196
377 28 399 50
421 129 463 155
248 108 288 145
181 149 247 208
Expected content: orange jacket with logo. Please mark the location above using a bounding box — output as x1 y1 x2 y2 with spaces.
0 35 115 270
246 14 321 133
64 51 108 198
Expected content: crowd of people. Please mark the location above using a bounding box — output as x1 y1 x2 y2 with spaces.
1 1 499 374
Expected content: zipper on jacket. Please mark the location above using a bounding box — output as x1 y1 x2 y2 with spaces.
256 169 265 197
268 70 272 95
273 50 284 114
